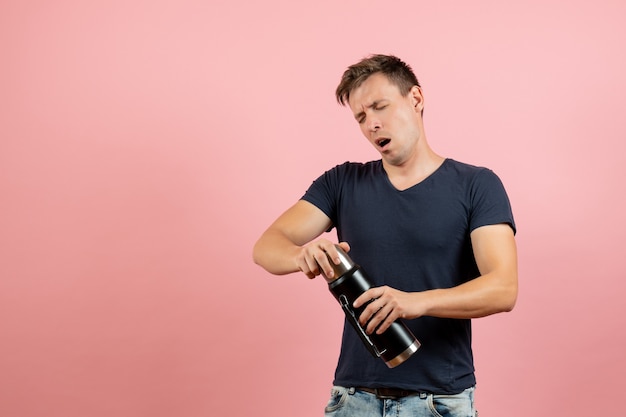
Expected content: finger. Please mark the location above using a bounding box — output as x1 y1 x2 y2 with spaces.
324 245 342 266
365 303 392 334
304 255 321 278
358 297 384 328
366 300 389 333
353 288 381 309
374 308 397 334
372 301 400 334
300 247 322 278
297 263 316 279
327 241 350 265
313 249 336 278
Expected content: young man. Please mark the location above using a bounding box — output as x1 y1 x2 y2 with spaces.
253 54 517 417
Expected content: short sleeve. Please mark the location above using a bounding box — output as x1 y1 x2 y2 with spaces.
469 169 516 234
300 163 346 227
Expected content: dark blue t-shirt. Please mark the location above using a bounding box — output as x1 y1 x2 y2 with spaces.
302 158 515 394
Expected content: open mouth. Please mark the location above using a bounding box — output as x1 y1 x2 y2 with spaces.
376 138 391 148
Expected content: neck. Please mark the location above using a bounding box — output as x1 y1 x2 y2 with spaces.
383 146 445 191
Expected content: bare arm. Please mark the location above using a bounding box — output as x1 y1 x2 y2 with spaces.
354 223 518 334
253 200 350 279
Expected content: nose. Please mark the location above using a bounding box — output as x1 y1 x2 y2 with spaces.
368 117 381 132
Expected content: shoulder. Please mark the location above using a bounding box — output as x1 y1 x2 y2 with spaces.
315 160 383 182
325 160 381 174
444 160 515 233
440 159 503 187
438 159 511 205
442 159 491 177
302 160 382 221
304 159 381 194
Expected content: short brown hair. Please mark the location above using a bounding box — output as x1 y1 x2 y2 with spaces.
335 54 420 106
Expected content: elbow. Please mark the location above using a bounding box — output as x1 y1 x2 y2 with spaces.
252 239 288 276
252 240 267 269
495 268 518 313
484 279 517 316
501 300 516 313
500 286 518 313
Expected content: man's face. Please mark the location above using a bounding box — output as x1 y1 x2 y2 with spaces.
348 73 423 167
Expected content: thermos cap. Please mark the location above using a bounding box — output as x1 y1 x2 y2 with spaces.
321 245 356 283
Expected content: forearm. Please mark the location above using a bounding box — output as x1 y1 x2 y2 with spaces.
253 229 302 275
253 200 337 277
415 272 518 319
356 268 517 335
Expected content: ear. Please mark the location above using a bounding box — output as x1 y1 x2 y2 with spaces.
409 86 424 114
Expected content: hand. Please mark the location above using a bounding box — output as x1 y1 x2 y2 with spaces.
296 240 350 280
353 286 423 334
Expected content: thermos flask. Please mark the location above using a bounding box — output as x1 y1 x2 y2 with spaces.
320 245 420 368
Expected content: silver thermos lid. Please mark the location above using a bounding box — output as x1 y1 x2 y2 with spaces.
321 245 356 283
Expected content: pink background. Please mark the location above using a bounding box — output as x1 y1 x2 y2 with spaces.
1 1 625 416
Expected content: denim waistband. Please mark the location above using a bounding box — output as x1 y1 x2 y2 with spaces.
357 387 427 400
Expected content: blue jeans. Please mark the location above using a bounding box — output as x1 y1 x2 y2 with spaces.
324 386 477 417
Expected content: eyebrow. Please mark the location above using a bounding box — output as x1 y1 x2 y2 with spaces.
354 100 386 121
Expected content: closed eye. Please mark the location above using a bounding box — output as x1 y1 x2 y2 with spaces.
355 101 388 124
